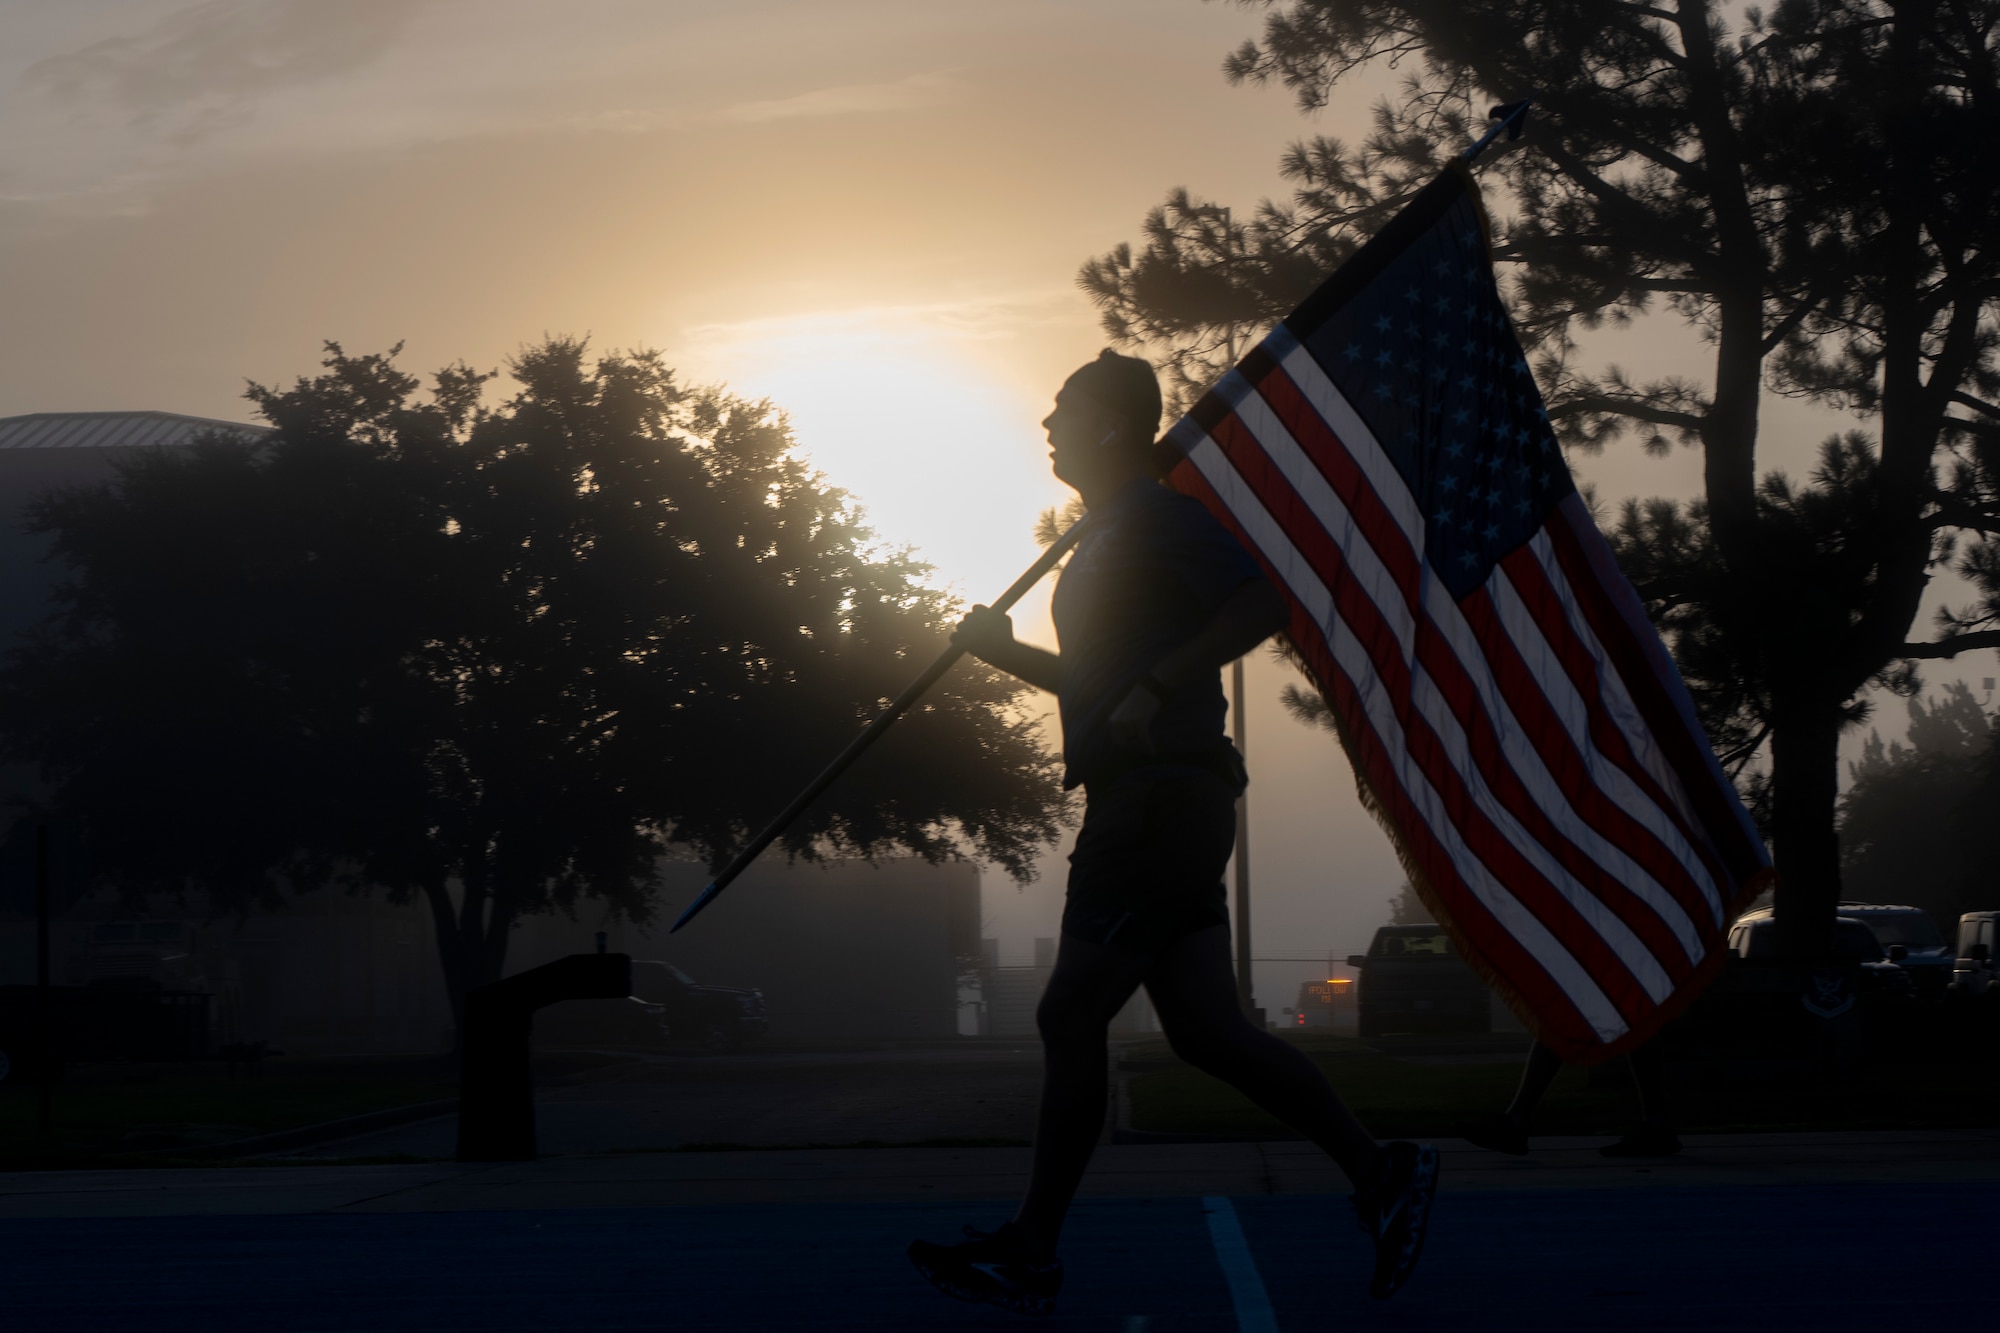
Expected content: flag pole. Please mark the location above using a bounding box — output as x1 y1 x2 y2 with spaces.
674 99 1531 937
671 517 1089 933
1464 99 1533 164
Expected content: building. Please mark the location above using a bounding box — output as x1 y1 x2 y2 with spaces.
0 411 271 853
0 411 270 645
980 937 1053 1039
976 935 1157 1038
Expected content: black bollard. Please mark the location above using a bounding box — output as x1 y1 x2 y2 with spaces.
456 953 632 1162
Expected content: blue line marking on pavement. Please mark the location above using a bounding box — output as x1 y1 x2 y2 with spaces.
1201 1196 1280 1333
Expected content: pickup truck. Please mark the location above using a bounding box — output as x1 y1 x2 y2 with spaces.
1346 924 1490 1038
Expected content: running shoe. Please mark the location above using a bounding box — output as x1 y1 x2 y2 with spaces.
908 1222 1063 1318
1352 1140 1439 1299
1452 1115 1528 1156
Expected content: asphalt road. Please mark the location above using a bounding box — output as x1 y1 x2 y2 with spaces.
6 1181 1982 1331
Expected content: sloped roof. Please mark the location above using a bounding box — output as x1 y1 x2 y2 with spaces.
0 411 270 451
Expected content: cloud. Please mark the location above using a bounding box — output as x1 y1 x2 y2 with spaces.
716 71 955 126
681 290 1076 363
21 0 420 145
532 71 956 141
0 9 959 220
554 106 686 136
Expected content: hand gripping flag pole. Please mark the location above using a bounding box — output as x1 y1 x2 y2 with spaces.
672 99 1534 937
671 518 1089 932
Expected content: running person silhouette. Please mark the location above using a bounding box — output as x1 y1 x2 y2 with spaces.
908 351 1439 1316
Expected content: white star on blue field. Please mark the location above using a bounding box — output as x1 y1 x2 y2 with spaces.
1305 197 1572 598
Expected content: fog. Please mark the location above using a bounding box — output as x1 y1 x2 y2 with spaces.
3 0 1992 1018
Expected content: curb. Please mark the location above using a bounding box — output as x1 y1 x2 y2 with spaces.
192 1098 461 1159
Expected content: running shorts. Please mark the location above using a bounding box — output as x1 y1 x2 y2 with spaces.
1060 750 1244 953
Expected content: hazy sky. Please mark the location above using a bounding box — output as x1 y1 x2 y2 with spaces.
4 1 1991 1006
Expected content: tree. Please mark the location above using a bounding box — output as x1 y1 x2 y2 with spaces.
1839 681 1999 924
0 340 1066 1036
1082 0 2000 957
1385 879 1430 924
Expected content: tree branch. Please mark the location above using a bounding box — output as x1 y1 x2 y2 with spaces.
1950 390 2000 422
1549 392 1706 434
1925 490 2000 533
1899 630 2000 659
1761 272 1847 355
1941 414 2000 442
1613 1 1693 26
1536 140 1714 274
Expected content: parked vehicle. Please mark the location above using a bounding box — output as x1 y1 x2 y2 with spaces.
534 994 674 1050
1725 914 1917 999
1952 911 1998 998
534 961 769 1054
1346 924 1489 1038
1834 904 1953 999
631 961 769 1054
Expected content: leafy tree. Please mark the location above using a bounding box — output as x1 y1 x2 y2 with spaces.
1385 879 1430 925
0 341 1065 1035
1084 0 2000 956
1840 681 1999 924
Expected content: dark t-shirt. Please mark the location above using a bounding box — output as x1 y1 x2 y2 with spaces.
1051 479 1267 788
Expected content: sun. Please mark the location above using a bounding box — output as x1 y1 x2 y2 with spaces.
673 306 1072 627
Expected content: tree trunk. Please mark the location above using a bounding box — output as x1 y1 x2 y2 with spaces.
1767 699 1844 961
476 879 518 995
420 878 466 1048
421 864 518 1052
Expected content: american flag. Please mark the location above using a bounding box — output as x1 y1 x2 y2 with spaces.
1164 165 1771 1061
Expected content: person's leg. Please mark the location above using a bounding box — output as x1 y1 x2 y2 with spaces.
1598 1038 1681 1156
1626 1039 1670 1128
1011 932 1154 1249
1453 1038 1561 1154
909 932 1146 1314
1503 1039 1566 1129
1144 923 1381 1187
1145 922 1437 1300
1005 772 1195 1249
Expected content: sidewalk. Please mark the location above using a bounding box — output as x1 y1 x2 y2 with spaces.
5 1127 1997 1218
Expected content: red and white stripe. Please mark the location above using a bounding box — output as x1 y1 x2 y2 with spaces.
1169 332 1759 1059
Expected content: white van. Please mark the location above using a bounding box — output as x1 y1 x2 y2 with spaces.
1951 912 1998 998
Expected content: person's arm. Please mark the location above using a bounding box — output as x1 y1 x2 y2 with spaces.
1106 577 1289 750
952 605 1063 694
